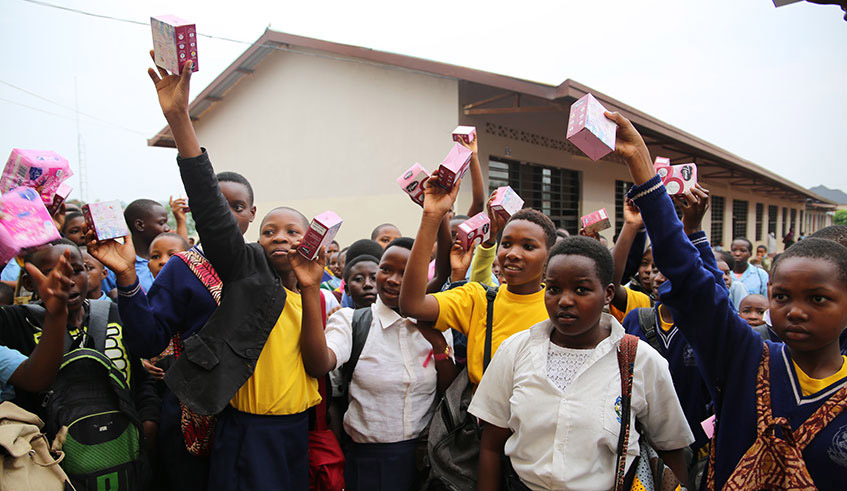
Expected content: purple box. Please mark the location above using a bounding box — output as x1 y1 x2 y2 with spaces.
452 126 477 144
1 149 73 206
436 143 473 190
46 182 72 216
298 211 343 260
566 94 616 161
0 187 61 264
397 163 429 207
580 208 611 234
490 186 523 220
456 212 491 251
83 200 130 242
151 15 199 74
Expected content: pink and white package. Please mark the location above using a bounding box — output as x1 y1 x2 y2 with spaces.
654 158 697 196
490 186 524 220
298 211 343 260
397 163 429 207
151 15 198 74
0 187 61 264
451 126 477 144
580 208 611 234
83 200 130 242
1 149 73 205
436 143 473 190
566 94 617 161
46 182 72 216
456 212 491 251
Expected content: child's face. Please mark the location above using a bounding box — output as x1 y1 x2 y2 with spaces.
739 295 768 327
756 247 767 259
258 209 307 274
327 242 340 256
346 261 378 308
376 245 409 309
328 253 343 278
496 220 548 287
492 256 504 285
375 226 401 250
62 216 87 246
768 257 847 353
731 240 751 266
651 267 667 298
148 235 189 278
81 251 106 298
637 249 653 291
220 181 256 235
139 205 171 242
716 261 733 290
544 254 615 348
32 245 88 313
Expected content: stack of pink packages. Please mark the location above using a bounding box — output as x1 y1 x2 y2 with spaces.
0 187 61 264
1 149 73 208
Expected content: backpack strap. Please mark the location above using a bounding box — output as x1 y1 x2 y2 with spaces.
342 307 374 390
482 285 499 373
86 299 112 352
637 306 662 353
613 334 639 491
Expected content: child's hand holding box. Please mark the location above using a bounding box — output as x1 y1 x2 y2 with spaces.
436 143 473 191
566 94 616 161
151 15 199 74
456 212 491 251
452 126 477 144
397 163 429 207
0 187 61 264
83 200 131 242
580 208 611 235
490 186 524 220
298 211 343 260
653 157 697 196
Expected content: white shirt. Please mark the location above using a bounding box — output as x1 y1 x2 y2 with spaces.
325 298 453 443
468 315 694 491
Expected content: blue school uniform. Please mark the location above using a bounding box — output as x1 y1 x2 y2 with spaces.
630 175 847 490
736 262 768 296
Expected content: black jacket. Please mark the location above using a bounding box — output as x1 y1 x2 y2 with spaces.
164 150 287 415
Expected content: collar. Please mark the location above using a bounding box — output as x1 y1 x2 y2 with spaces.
530 313 626 378
373 297 403 329
135 255 148 265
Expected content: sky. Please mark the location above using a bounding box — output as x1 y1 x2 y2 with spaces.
1 0 845 204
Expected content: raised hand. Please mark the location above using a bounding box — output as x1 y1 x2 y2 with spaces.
450 240 474 282
676 184 710 236
623 198 644 229
422 174 462 219
483 191 507 247
147 50 193 118
86 232 137 278
458 135 479 156
169 196 189 223
578 228 601 241
604 111 654 185
288 243 327 290
24 249 73 315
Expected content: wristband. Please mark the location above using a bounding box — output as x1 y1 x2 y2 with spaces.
433 345 453 361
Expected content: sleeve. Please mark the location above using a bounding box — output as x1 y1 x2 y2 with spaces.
1 261 21 282
621 228 648 283
634 345 695 450
325 308 354 370
322 290 340 316
129 354 160 423
629 175 762 391
467 333 518 428
177 150 249 282
610 287 652 323
0 345 26 386
134 260 154 293
432 282 482 335
730 282 749 310
468 243 497 286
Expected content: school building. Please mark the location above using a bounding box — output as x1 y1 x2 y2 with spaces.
148 29 836 251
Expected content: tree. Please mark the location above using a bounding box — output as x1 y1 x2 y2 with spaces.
836 210 847 226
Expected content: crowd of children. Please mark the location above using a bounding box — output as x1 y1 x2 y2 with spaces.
0 51 846 491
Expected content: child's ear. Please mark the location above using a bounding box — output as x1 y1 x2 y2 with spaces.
604 283 616 306
133 218 145 233
100 269 108 282
21 273 35 296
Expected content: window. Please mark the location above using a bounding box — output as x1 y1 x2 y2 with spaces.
791 209 797 233
755 203 763 241
768 205 778 236
799 210 804 233
782 207 788 236
711 196 725 246
732 199 748 240
614 180 633 238
489 158 581 233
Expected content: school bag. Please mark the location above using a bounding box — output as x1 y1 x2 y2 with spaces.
0 401 74 491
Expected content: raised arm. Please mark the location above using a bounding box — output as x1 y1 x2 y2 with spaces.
611 199 643 311
426 215 453 293
460 137 485 217
170 196 190 242
289 246 333 378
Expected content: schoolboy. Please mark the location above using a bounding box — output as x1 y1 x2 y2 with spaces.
730 236 769 295
609 198 653 322
714 250 750 310
81 249 108 300
750 244 772 272
148 232 190 278
61 211 87 246
323 238 454 490
611 110 847 489
371 223 402 249
469 236 692 489
738 294 768 327
124 198 171 292
144 55 331 490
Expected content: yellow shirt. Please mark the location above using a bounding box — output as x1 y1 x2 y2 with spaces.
610 287 652 324
433 282 548 385
230 288 322 415
793 356 847 397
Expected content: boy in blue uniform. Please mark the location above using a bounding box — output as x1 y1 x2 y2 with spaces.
609 110 847 489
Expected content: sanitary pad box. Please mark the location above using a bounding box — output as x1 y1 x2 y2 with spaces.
397 163 429 207
46 183 72 216
151 15 199 74
566 94 616 161
452 126 477 144
1 149 73 205
654 157 697 196
456 212 491 251
490 186 524 220
436 143 473 190
299 211 343 260
580 208 611 234
0 187 61 264
83 200 130 242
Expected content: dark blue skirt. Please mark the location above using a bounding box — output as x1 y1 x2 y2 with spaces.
344 438 419 491
208 406 309 491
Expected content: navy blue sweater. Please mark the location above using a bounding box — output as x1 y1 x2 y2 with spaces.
630 175 847 489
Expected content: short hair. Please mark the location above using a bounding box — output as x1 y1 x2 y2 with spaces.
732 237 753 252
62 211 84 233
811 225 847 248
716 250 735 269
508 209 557 248
151 232 190 251
217 171 254 206
343 254 379 282
23 238 81 266
263 206 309 229
346 239 384 262
371 223 400 240
547 236 614 285
771 237 847 285
124 199 163 230
756 244 768 251
386 237 414 252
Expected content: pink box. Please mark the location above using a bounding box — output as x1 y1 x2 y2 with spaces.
298 211 343 260
490 186 524 220
566 94 616 161
1 149 73 205
46 183 72 216
436 143 473 190
580 208 611 234
451 126 477 144
456 212 491 251
397 163 429 207
83 200 130 242
654 160 697 196
151 15 199 74
0 187 61 264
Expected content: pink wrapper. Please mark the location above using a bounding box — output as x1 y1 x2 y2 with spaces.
0 187 61 264
1 149 73 206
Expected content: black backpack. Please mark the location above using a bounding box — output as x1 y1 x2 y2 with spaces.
337 306 374 405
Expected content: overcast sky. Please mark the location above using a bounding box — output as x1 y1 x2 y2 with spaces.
1 0 845 204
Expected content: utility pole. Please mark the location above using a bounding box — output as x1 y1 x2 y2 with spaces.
74 77 88 202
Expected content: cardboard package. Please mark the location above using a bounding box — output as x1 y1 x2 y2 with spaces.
397 163 429 207
456 212 491 251
580 208 611 234
83 200 130 242
0 187 61 264
436 143 472 190
46 183 72 216
490 186 524 220
654 157 697 196
451 126 477 144
1 149 73 205
298 211 343 260
151 15 199 74
566 94 616 161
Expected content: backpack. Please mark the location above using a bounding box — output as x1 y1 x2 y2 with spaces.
0 401 74 491
636 307 662 353
336 307 375 406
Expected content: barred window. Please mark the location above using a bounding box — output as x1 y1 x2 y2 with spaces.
711 196 725 246
755 203 763 241
768 205 778 236
732 199 748 240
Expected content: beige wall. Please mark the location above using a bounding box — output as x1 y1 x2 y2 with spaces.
194 48 459 246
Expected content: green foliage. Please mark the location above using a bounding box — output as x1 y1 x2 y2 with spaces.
163 200 197 238
835 209 847 226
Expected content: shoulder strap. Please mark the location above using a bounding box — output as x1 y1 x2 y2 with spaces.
61 348 141 428
614 334 639 491
752 324 771 341
342 307 374 388
86 299 111 352
482 285 499 373
175 249 222 306
637 306 661 353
